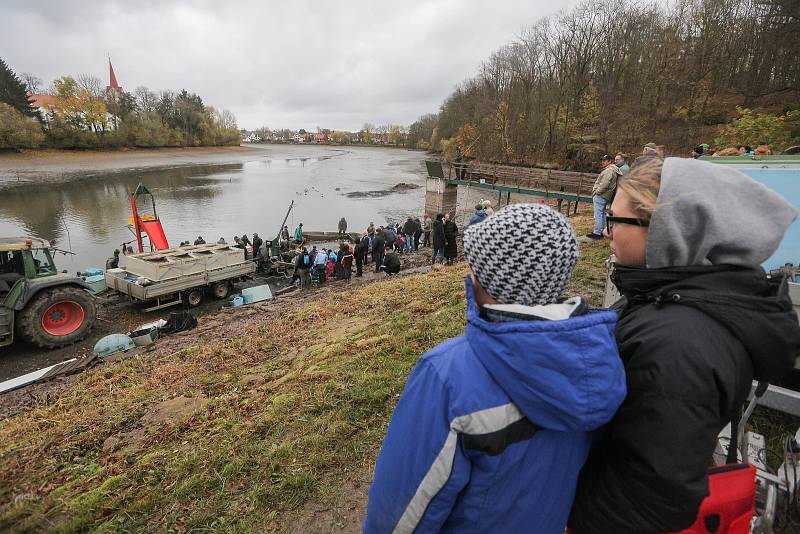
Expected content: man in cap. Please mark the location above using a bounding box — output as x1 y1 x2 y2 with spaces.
642 142 658 156
364 204 625 533
586 154 622 240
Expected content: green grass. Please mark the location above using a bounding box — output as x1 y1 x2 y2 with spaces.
0 217 612 532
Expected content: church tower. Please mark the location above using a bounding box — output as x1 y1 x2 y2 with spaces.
106 59 122 93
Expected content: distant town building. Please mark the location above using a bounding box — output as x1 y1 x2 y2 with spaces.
27 92 56 126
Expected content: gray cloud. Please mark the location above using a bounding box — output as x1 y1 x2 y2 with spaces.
2 0 575 130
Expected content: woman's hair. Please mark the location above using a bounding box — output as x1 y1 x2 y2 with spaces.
617 158 663 221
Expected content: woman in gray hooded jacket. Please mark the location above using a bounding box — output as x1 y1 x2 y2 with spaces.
568 157 800 533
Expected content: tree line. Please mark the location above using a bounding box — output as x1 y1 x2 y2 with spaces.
0 58 240 150
406 0 800 169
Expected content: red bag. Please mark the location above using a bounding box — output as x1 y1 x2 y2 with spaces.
673 463 756 533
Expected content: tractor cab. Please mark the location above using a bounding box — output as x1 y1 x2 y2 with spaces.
0 237 97 349
0 238 58 300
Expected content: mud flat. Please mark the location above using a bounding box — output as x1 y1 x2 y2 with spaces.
0 146 267 190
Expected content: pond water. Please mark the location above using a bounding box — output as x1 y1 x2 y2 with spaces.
0 145 429 271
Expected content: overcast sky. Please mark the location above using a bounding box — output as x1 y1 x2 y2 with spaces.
2 0 575 131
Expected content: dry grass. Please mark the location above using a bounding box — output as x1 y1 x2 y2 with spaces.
0 216 611 532
0 266 470 532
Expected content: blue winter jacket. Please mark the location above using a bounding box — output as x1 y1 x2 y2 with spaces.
363 278 626 533
466 210 487 227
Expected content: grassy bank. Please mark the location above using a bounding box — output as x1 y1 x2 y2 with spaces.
0 216 610 532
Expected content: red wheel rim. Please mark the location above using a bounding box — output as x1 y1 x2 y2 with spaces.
41 301 85 336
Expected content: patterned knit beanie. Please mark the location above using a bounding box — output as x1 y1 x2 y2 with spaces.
463 203 578 306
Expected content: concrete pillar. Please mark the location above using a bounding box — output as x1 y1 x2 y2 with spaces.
424 177 458 217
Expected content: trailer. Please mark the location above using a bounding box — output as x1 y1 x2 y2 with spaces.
104 243 256 311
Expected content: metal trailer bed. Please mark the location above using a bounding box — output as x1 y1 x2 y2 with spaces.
104 261 256 311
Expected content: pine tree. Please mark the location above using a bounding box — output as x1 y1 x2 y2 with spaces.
0 58 35 117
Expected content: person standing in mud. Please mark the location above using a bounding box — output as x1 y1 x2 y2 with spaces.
354 233 369 277
413 217 423 251
443 213 458 265
239 234 251 260
295 247 311 289
251 233 263 259
431 214 446 265
313 245 328 283
372 229 386 273
402 217 416 252
339 217 348 236
422 213 432 247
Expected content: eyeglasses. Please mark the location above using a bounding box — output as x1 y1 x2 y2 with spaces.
605 216 650 234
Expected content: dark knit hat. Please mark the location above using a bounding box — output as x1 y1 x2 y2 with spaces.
463 204 578 306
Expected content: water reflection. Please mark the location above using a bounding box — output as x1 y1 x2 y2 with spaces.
0 147 427 269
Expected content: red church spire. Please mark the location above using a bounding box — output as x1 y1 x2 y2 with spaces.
107 58 122 93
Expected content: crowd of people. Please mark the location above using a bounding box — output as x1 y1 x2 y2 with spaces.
286 210 471 288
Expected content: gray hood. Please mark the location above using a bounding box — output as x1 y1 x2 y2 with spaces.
646 158 797 268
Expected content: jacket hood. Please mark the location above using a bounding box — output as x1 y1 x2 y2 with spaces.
614 264 800 383
646 158 797 268
463 277 626 432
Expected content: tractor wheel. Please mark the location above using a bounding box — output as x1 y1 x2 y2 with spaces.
17 286 97 349
183 288 204 308
211 281 231 299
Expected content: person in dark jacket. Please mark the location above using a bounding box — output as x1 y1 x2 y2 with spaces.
413 217 423 251
106 249 120 270
365 204 625 533
402 217 416 252
240 234 252 260
431 214 446 265
294 247 311 289
372 229 386 273
338 217 348 236
194 236 206 245
568 158 800 533
354 234 369 277
336 242 352 279
251 233 263 258
381 245 401 275
443 212 458 264
383 224 397 247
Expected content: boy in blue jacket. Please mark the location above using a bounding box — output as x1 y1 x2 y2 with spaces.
363 204 626 533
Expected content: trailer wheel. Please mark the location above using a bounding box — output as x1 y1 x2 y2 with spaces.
183 288 204 308
17 286 97 349
211 281 231 299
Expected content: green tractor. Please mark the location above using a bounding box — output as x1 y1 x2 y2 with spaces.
0 237 97 349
